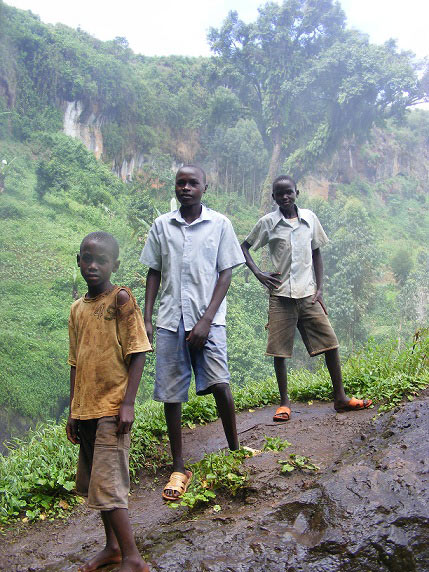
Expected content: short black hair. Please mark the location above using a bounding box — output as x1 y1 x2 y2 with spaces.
272 175 297 191
80 231 120 260
178 164 207 185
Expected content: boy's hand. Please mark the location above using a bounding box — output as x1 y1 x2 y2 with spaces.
256 271 282 290
117 403 135 434
66 416 80 444
186 316 211 349
312 290 328 314
144 320 153 344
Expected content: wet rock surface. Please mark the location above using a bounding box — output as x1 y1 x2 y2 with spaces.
1 394 428 571
143 397 429 572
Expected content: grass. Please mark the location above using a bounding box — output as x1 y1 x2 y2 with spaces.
0 332 427 525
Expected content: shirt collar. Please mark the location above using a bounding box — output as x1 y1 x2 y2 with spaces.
272 206 309 228
170 204 212 225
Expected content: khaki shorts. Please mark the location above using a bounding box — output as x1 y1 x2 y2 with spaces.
75 416 130 511
266 295 339 358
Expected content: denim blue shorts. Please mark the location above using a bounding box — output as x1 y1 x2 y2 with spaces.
154 317 230 402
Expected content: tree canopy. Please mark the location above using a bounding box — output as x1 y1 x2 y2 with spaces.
208 0 424 212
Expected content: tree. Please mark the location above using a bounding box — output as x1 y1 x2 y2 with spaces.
391 248 413 287
209 1 421 212
323 197 379 348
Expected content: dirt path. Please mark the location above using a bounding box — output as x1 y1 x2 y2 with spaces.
0 400 377 571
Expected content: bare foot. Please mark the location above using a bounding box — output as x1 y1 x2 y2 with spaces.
78 546 121 572
119 556 150 571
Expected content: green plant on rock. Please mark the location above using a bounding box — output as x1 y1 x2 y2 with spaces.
263 436 291 452
170 448 250 511
278 454 320 474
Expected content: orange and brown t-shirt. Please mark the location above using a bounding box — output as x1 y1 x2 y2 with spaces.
68 286 152 420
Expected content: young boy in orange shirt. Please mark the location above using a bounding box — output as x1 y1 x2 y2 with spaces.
66 231 151 572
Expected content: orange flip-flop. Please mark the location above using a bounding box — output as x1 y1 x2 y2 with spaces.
273 406 291 422
335 397 373 413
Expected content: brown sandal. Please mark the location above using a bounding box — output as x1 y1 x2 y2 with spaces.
162 470 192 501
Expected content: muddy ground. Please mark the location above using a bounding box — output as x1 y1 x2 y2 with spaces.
1 394 428 571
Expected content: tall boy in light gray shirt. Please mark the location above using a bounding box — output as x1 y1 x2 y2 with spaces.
141 165 245 502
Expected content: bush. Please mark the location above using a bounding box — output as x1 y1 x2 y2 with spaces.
1 334 426 524
0 201 24 219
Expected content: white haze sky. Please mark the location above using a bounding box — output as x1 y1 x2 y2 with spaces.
4 0 429 60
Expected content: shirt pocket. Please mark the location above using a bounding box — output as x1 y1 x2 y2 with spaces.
201 237 218 274
293 227 312 265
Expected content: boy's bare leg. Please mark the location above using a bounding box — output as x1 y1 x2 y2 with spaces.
212 383 239 450
164 402 186 474
274 357 291 408
163 402 192 500
106 509 148 572
79 509 148 572
324 348 348 406
78 511 121 572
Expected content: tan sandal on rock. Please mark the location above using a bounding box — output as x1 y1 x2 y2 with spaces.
162 470 192 501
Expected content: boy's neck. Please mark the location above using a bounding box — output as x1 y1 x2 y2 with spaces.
180 203 202 224
86 280 114 299
280 204 298 219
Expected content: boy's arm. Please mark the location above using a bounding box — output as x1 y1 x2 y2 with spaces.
312 248 328 314
66 366 79 444
117 352 146 434
241 240 282 290
144 267 161 344
186 267 232 349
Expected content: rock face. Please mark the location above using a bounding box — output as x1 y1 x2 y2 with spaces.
63 101 104 160
141 398 429 571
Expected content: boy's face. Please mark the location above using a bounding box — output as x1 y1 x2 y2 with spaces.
272 180 299 210
175 167 207 207
77 239 119 289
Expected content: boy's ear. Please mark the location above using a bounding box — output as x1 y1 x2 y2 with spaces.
113 259 120 273
296 189 300 197
76 254 81 267
204 184 208 192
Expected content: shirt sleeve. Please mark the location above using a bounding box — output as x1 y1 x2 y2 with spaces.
140 222 162 270
67 306 77 367
116 289 152 362
311 215 329 250
245 218 269 251
216 219 245 272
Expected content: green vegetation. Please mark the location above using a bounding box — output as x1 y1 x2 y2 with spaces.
0 333 427 524
263 436 291 452
0 0 428 528
208 1 425 210
279 454 320 473
171 448 250 510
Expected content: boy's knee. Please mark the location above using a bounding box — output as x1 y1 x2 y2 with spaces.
211 382 231 397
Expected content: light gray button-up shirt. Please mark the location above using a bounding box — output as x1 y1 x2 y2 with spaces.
140 205 245 332
245 207 328 299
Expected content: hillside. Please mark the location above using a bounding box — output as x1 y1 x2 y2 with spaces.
0 0 428 440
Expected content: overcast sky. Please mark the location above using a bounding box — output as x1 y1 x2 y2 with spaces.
4 0 429 60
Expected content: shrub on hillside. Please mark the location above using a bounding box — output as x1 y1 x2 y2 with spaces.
34 133 125 206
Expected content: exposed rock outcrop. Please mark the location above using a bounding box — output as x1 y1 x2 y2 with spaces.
142 397 429 571
63 101 104 160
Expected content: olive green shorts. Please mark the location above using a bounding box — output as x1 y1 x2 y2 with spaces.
266 295 339 358
75 416 130 511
